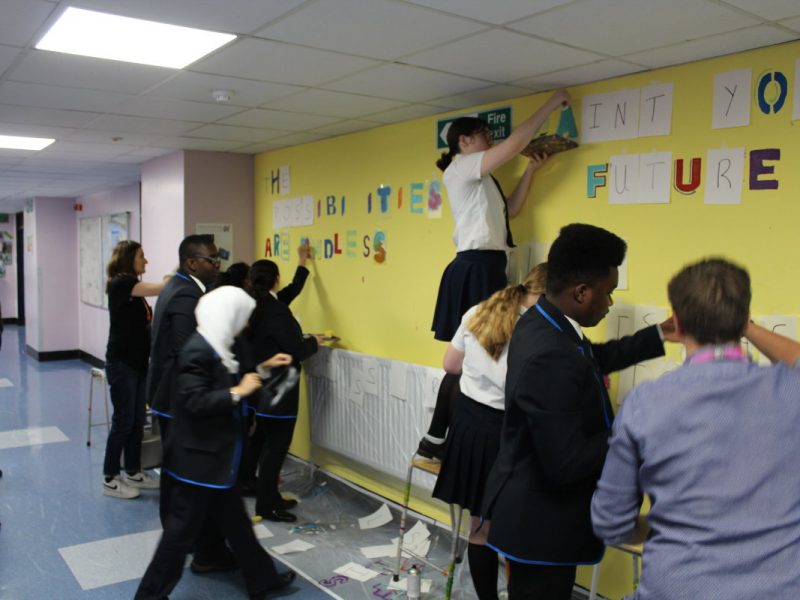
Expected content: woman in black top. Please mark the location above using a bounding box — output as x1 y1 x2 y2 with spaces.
102 241 166 499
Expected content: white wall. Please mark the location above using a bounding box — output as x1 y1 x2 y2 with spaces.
0 213 17 320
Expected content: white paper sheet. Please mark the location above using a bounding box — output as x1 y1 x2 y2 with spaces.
794 59 800 121
609 154 639 204
638 83 673 137
271 539 315 555
637 151 672 204
705 147 744 204
389 361 407 400
617 254 629 291
757 315 799 366
582 88 641 143
333 562 380 582
712 69 751 129
360 543 397 559
358 503 393 530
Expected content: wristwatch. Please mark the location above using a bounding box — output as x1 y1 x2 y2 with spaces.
230 390 241 405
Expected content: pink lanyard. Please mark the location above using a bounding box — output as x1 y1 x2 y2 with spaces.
687 345 749 365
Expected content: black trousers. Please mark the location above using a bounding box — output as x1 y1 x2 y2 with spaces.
157 416 228 564
507 562 577 600
135 479 282 600
254 415 297 515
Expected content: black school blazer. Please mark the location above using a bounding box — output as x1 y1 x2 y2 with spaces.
163 333 245 489
483 295 664 564
146 271 203 418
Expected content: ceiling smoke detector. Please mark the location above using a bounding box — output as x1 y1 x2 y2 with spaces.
212 89 233 103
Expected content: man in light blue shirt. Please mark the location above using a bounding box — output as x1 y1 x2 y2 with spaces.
592 258 800 600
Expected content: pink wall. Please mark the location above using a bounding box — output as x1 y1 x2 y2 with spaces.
26 197 79 353
184 151 254 263
77 184 141 361
141 151 185 291
0 213 17 320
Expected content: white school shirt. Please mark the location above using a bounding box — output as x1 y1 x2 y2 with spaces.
443 151 508 252
450 305 519 411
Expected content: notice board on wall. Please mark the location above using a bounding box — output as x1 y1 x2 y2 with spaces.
79 213 129 308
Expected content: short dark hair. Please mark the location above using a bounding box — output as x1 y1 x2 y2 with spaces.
217 262 250 289
178 234 215 265
668 258 750 345
435 116 488 171
546 223 627 295
249 260 280 300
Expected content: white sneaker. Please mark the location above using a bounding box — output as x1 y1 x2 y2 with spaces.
123 471 160 489
103 476 140 499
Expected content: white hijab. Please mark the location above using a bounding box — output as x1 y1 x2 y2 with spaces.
195 286 256 374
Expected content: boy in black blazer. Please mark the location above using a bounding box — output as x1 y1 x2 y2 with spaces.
482 223 676 599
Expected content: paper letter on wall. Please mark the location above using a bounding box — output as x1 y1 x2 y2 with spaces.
712 69 751 129
705 148 744 204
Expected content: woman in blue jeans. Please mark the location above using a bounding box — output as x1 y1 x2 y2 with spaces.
102 241 166 499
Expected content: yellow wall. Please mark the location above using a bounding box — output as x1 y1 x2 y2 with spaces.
255 41 800 598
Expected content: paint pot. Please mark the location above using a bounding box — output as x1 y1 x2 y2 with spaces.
407 565 421 599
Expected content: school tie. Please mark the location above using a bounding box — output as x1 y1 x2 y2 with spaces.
490 175 515 248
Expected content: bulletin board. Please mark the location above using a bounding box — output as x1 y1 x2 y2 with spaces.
79 212 129 308
255 41 800 596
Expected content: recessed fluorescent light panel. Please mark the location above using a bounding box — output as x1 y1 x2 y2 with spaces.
36 7 236 69
0 135 55 151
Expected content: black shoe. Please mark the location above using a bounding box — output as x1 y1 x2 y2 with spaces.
190 550 239 574
251 570 296 599
278 497 297 510
417 437 445 461
259 509 297 523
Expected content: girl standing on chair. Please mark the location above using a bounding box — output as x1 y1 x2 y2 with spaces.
433 264 546 600
102 241 166 499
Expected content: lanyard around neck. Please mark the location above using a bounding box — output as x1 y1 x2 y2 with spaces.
688 345 749 365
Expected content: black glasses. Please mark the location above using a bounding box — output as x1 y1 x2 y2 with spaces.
194 255 221 268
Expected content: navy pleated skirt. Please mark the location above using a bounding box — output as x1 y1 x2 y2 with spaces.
432 391 504 515
431 250 507 342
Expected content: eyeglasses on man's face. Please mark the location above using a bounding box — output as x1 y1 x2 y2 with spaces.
194 255 221 268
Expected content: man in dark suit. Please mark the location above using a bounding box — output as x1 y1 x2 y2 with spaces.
147 233 231 572
482 223 675 599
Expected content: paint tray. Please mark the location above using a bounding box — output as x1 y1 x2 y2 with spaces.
521 134 578 158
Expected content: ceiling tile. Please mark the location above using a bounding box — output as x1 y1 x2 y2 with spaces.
231 142 285 154
110 95 242 121
146 72 303 107
720 0 800 21
622 25 796 69
0 0 56 48
146 136 244 151
184 124 286 142
256 0 485 60
0 122 75 139
0 45 20 76
39 140 140 158
780 16 800 32
323 63 488 102
192 38 378 86
69 0 307 34
404 29 602 82
219 108 339 131
429 84 534 109
364 103 448 124
268 131 328 147
263 89 405 118
308 119 382 137
8 49 175 94
509 0 760 56
84 115 201 135
404 0 572 24
513 60 646 90
0 105 102 128
0 81 133 112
